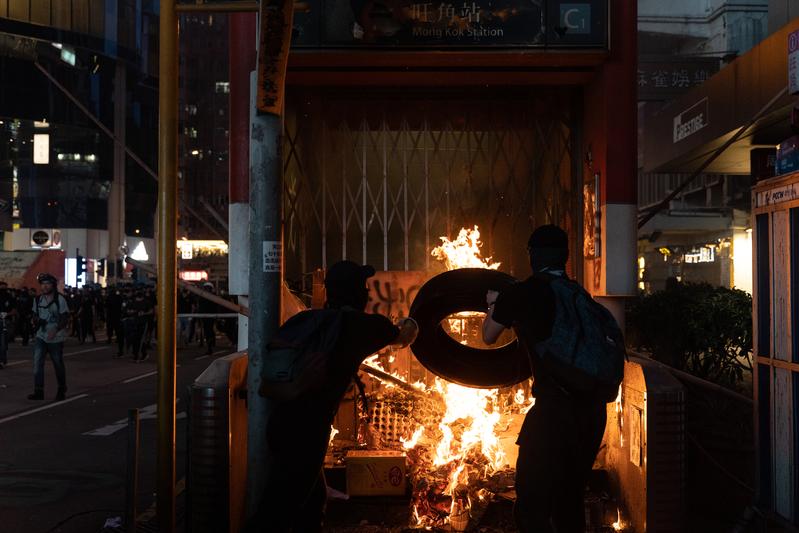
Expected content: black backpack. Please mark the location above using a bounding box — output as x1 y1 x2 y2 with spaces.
534 277 626 402
259 309 345 403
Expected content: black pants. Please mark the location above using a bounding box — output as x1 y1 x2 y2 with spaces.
243 412 329 533
202 319 215 353
514 396 607 533
80 315 95 343
17 315 31 345
108 317 124 355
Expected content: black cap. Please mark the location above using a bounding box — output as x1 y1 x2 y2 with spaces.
325 261 376 289
527 224 569 251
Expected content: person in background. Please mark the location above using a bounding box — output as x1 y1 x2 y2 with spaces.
78 288 97 344
16 287 33 346
199 282 219 356
0 282 16 368
177 288 192 347
28 273 70 401
106 286 125 357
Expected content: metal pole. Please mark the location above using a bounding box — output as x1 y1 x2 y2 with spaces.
125 408 140 533
246 0 293 519
157 0 178 530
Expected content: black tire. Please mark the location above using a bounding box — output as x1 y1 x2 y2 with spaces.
409 268 532 389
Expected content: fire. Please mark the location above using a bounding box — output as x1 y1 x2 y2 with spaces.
431 226 500 271
612 508 624 531
358 225 530 530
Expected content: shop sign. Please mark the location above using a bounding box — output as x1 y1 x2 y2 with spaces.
789 29 799 95
180 271 209 282
31 230 50 246
293 0 607 48
684 246 715 264
638 58 719 101
755 182 799 208
673 98 709 144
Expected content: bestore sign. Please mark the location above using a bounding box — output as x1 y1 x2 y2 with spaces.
673 98 709 143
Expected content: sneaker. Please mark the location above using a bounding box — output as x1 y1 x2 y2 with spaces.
27 391 44 400
139 354 149 363
55 389 66 401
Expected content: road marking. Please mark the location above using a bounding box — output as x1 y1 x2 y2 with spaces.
0 394 89 425
83 401 185 437
194 355 209 360
3 345 107 367
123 371 158 384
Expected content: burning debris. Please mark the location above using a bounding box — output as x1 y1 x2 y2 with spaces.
327 226 625 532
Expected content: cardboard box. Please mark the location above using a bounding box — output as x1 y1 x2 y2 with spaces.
345 450 407 496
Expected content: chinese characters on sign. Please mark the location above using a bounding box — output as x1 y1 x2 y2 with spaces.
262 241 282 273
300 0 607 48
638 59 719 101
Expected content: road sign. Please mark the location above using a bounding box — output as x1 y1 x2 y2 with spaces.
789 29 799 94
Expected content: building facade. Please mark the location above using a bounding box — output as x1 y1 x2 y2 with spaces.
0 0 159 286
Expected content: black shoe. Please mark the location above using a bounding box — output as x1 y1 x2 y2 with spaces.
27 391 44 401
55 389 66 401
139 354 149 362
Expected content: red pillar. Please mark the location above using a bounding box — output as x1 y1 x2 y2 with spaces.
582 0 637 320
229 12 257 206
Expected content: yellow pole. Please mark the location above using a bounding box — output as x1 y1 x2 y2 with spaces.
157 0 178 531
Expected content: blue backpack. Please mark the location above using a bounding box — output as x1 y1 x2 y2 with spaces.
535 277 626 402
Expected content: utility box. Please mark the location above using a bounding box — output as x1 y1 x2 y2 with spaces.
345 450 407 496
752 172 799 523
188 352 248 533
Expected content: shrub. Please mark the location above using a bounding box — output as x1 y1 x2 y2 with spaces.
627 281 753 390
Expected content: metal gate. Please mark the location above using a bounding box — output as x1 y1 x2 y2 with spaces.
283 88 582 283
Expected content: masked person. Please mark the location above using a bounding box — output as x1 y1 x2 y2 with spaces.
243 260 419 533
28 273 70 401
482 225 622 533
0 282 16 368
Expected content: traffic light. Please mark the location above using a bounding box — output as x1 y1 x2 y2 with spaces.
76 254 87 280
97 259 106 277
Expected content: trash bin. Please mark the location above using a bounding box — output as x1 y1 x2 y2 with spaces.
188 352 248 533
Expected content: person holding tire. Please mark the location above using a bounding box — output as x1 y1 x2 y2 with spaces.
482 225 610 533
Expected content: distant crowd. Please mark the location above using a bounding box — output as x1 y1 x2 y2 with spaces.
0 281 237 361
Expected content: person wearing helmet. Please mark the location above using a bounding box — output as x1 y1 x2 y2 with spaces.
29 273 70 401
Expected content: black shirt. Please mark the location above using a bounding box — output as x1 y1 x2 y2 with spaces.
492 274 563 398
0 291 15 315
268 309 399 452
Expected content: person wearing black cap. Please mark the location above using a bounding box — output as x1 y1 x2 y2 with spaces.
244 260 418 533
482 225 608 533
29 273 70 401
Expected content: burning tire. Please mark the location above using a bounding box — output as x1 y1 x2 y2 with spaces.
409 268 532 388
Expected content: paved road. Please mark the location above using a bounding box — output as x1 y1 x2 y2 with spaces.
0 331 237 533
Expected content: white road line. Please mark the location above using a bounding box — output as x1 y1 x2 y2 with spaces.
123 371 158 384
194 355 209 361
0 394 90 425
84 402 185 437
3 346 107 367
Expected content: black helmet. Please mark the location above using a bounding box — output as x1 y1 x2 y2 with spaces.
37 273 57 285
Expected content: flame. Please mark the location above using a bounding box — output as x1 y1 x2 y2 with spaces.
431 226 500 270
612 509 624 531
514 389 525 405
401 426 425 450
329 426 339 447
